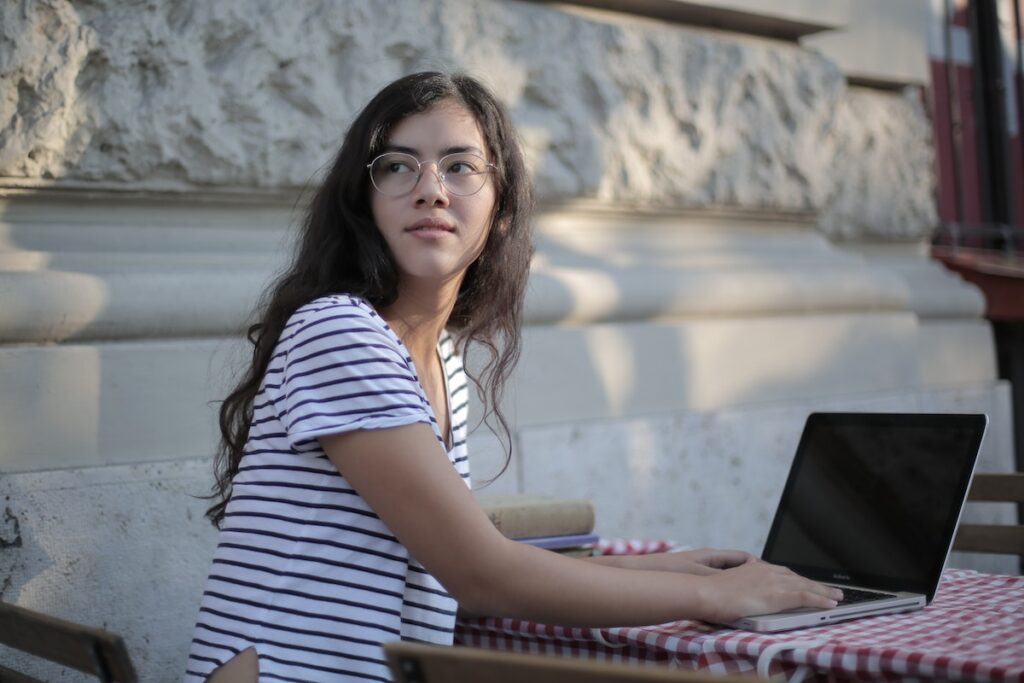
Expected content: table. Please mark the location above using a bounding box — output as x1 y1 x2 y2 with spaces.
455 540 1024 683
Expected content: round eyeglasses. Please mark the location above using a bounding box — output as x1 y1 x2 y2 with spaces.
367 152 496 197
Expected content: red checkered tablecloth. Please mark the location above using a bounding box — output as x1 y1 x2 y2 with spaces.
455 540 1024 682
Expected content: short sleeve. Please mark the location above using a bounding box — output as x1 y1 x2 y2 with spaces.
276 298 432 451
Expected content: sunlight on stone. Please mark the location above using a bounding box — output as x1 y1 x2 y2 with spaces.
0 249 52 270
527 267 621 324
0 270 109 343
0 344 101 472
625 421 656 498
583 325 636 415
682 315 920 412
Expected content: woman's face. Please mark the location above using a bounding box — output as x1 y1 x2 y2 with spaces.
370 99 497 292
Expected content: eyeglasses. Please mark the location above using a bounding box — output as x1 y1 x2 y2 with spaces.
366 152 496 197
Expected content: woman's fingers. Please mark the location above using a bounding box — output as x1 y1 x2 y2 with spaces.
766 564 843 604
800 588 842 609
764 573 843 612
698 561 843 623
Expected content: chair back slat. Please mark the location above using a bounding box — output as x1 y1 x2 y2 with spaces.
966 473 1024 502
0 663 45 683
954 472 1024 561
386 642 747 682
955 523 1024 555
0 602 137 682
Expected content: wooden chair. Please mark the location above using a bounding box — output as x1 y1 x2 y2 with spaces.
0 601 137 682
953 472 1024 562
385 641 745 683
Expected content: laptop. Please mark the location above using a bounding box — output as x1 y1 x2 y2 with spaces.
731 412 987 632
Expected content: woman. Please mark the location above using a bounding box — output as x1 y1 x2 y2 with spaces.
186 72 840 682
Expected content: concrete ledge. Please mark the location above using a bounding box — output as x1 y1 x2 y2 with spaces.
0 259 913 343
0 269 272 342
0 338 237 472
526 265 908 325
0 196 926 343
511 312 924 424
801 0 930 87
0 196 1000 475
0 311 923 473
917 320 999 387
529 0 844 39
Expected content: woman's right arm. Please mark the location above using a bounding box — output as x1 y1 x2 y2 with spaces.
320 423 841 627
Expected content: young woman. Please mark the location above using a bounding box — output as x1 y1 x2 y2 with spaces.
185 72 841 682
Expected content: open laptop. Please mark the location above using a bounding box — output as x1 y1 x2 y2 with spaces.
731 412 987 632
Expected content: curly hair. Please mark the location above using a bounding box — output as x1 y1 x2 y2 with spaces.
205 72 534 527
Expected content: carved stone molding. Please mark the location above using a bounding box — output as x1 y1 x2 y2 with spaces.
1 0 936 239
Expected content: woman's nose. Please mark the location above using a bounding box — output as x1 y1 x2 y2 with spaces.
413 162 449 204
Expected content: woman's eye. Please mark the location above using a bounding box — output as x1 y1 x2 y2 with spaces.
387 162 414 174
445 161 477 175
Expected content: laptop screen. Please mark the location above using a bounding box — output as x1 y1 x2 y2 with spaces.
761 413 986 601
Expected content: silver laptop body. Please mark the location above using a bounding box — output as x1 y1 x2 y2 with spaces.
731 412 987 633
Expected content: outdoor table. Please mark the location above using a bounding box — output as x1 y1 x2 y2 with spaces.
455 540 1024 683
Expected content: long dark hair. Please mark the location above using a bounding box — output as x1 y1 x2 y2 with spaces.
206 72 534 527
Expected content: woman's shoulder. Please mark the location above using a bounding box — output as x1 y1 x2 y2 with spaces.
288 293 382 326
279 294 397 351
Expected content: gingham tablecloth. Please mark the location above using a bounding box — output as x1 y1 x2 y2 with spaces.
455 540 1024 682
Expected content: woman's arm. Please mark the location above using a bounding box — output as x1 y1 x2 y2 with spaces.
582 548 756 576
321 424 841 627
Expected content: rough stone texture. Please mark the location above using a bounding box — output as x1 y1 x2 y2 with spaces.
1 0 936 238
818 87 938 240
0 459 219 681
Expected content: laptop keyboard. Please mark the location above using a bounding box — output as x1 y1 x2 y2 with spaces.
832 587 897 606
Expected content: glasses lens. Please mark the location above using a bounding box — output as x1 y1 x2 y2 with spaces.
438 153 490 196
369 153 420 197
369 152 492 197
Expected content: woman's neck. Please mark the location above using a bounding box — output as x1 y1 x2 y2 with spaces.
381 277 461 359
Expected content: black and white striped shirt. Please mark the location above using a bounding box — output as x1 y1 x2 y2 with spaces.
186 294 471 682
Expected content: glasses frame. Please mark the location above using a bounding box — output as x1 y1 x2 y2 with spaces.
366 152 497 198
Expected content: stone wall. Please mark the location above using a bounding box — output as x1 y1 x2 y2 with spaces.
2 0 935 238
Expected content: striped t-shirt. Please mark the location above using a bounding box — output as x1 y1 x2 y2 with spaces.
186 294 471 682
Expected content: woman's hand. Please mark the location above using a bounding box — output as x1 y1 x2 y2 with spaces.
695 560 843 623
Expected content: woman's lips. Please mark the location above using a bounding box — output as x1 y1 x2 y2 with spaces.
405 219 456 238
